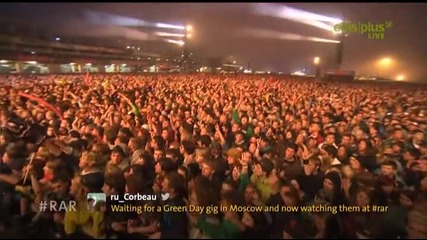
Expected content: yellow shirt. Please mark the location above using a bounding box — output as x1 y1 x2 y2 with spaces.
64 202 105 238
251 175 277 203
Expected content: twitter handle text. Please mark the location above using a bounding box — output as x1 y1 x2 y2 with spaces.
111 193 158 202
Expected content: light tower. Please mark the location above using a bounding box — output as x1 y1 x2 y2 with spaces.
336 33 345 70
182 25 193 72
314 56 321 80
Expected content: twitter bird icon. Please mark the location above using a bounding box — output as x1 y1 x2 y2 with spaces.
161 193 170 201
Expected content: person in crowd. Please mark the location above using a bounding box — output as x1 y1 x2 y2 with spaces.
64 175 105 238
406 201 427 239
281 142 303 180
316 171 346 206
342 186 380 238
337 145 351 165
250 159 280 203
242 184 271 239
79 151 102 176
157 172 188 239
267 180 305 239
108 146 129 171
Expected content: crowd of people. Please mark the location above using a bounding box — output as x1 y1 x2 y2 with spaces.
0 73 426 239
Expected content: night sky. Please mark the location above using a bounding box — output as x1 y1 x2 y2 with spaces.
1 3 427 82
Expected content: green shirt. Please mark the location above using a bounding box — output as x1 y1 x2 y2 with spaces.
197 217 240 239
238 173 250 193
